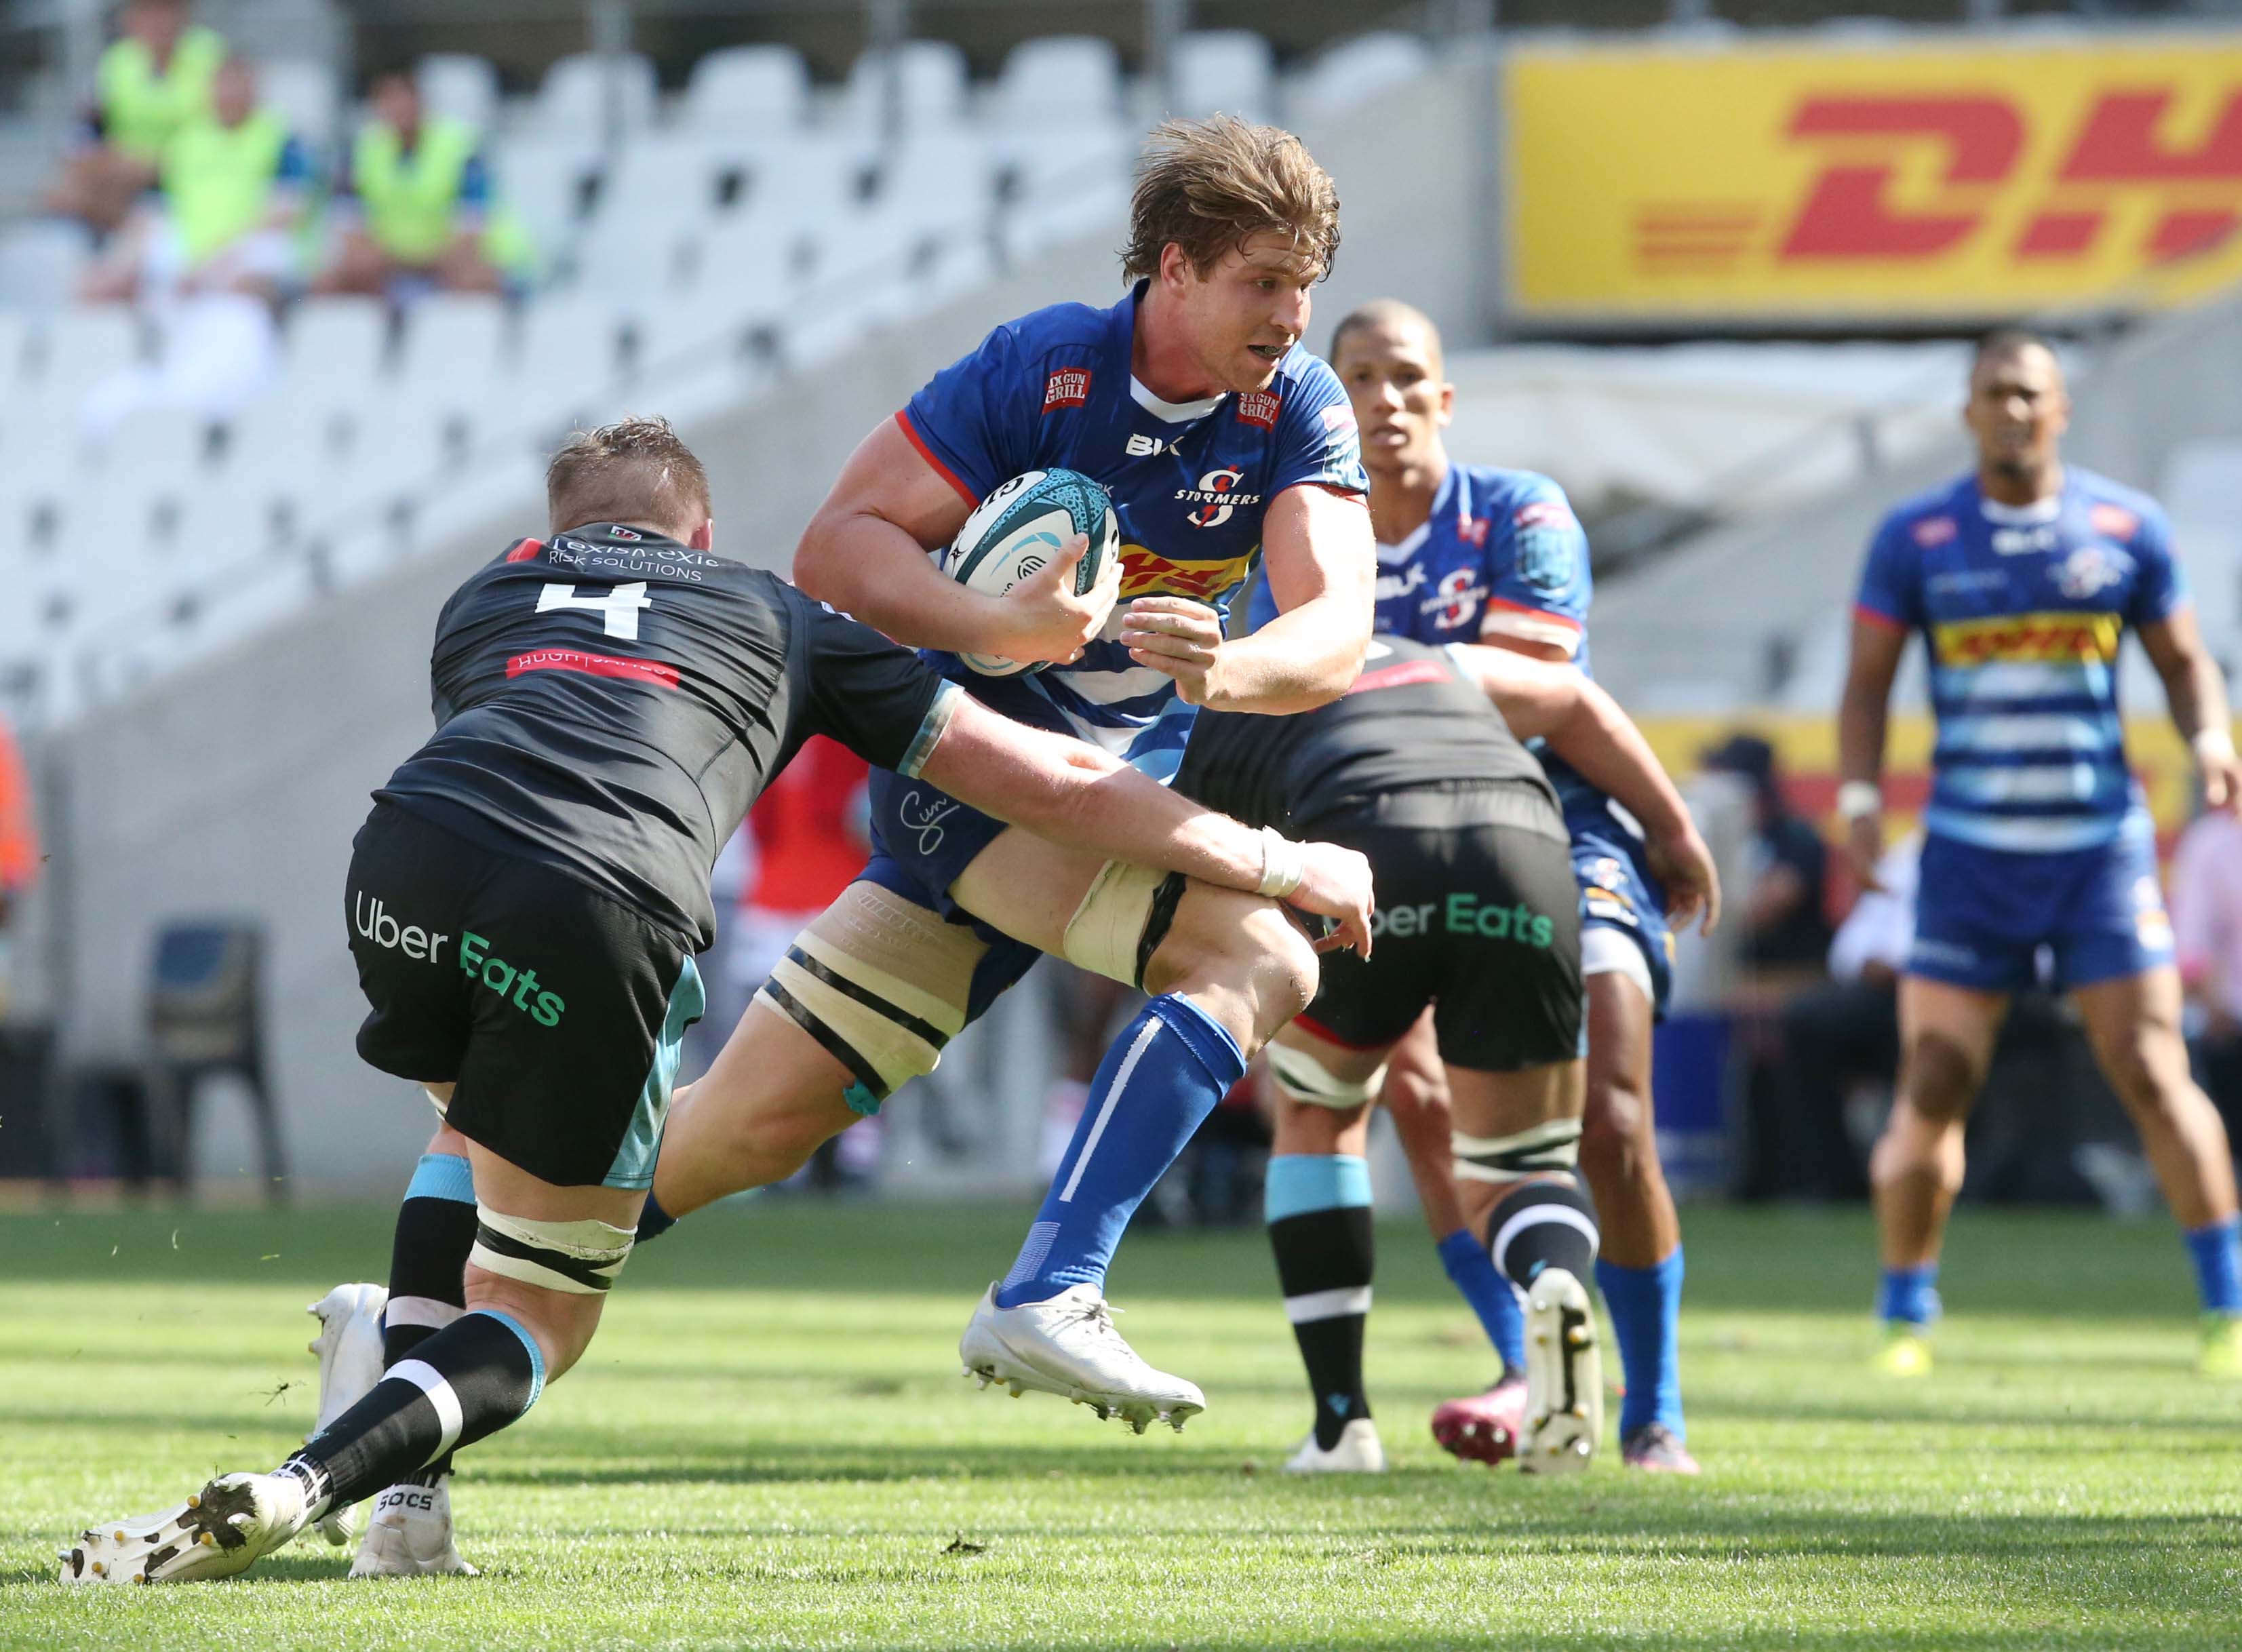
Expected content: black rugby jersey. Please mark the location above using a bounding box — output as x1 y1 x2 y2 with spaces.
1176 637 1555 834
375 524 956 949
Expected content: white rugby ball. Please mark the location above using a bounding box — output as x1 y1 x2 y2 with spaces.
940 469 1120 676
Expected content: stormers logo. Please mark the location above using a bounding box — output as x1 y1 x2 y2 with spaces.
1176 467 1262 528
1931 610 2122 667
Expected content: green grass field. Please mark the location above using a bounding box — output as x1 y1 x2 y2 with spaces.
4 1198 2241 1650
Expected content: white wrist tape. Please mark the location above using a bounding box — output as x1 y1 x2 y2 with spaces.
1257 827 1305 899
1836 780 1883 821
2193 726 2237 766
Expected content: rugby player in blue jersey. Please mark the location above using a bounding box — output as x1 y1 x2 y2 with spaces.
1245 299 1711 1472
1839 330 2242 1379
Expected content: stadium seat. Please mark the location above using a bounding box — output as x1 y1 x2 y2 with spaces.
492 137 602 262
35 306 140 414
996 36 1124 121
1290 32 1433 119
679 211 798 323
330 397 454 523
532 52 658 136
393 294 509 430
738 137 867 237
838 42 970 136
222 394 344 530
589 136 734 241
1171 30 1276 123
259 59 341 151
872 127 998 239
101 405 210 494
0 311 31 393
277 296 389 411
510 294 623 432
0 220 92 311
682 45 809 135
418 53 501 133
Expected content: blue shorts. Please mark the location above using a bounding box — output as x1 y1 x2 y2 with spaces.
1572 820 1674 1019
861 765 1045 1026
1909 825 2173 994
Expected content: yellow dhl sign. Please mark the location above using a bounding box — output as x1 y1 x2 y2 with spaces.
1930 609 2122 666
1506 35 2242 321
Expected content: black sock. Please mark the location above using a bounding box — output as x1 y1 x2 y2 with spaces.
1267 1155 1375 1452
1486 1177 1600 1292
382 1153 479 1482
290 1310 543 1511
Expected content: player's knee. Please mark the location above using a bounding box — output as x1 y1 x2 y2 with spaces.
1158 891 1318 1049
1580 1074 1648 1174
1232 900 1319 1044
464 1205 633 1379
2098 1029 2190 1118
1900 1028 1985 1121
461 1272 600 1380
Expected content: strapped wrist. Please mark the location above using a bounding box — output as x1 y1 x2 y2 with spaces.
2193 726 2237 766
1836 780 1883 821
1256 827 1305 899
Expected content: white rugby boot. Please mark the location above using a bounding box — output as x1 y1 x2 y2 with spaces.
959 1284 1206 1434
1518 1267 1602 1476
1284 1417 1387 1474
349 1476 478 1577
58 1470 315 1585
307 1282 389 1546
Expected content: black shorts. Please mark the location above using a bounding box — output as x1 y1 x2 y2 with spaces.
346 801 705 1190
1299 785 1584 1073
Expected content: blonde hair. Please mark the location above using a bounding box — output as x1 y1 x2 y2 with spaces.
545 417 711 537
1120 116 1340 283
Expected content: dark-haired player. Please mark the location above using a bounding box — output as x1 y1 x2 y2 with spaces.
1181 637 1716 1473
59 418 1373 1585
1839 330 2242 1379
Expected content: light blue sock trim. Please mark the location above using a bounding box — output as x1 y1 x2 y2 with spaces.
405 1152 474 1206
473 1308 546 1408
1265 1154 1373 1225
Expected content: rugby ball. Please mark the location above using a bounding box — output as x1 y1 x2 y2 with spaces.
940 469 1120 676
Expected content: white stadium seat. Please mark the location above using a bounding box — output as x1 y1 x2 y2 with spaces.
532 52 658 136
680 211 798 322
1171 30 1276 123
393 294 510 433
493 137 602 262
739 137 866 235
0 220 93 311
223 394 345 527
259 58 341 149
682 45 808 135
1290 31 1433 119
838 43 970 135
278 296 389 410
36 307 140 412
511 294 624 431
995 36 1124 121
591 136 734 240
102 405 210 496
873 127 997 239
418 54 501 133
0 311 33 395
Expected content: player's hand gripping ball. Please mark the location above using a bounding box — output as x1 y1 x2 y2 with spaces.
941 469 1120 675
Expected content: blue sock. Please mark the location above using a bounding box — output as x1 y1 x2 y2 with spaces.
994 994 1244 1308
635 1189 677 1244
2184 1216 2242 1315
1437 1227 1525 1375
1598 1248 1686 1440
1878 1261 1941 1327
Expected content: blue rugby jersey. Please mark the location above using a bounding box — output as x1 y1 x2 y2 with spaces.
898 281 1367 781
1855 468 2186 854
1251 462 1616 825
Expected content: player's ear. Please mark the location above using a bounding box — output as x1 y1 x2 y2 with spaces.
1436 379 1455 429
688 518 714 553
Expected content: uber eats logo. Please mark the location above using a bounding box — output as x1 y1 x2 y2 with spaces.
1373 892 1557 949
353 894 565 1026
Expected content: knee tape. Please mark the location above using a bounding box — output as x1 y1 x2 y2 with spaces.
469 1207 634 1295
1266 1040 1385 1110
1062 860 1189 989
756 881 981 1112
1453 1116 1584 1185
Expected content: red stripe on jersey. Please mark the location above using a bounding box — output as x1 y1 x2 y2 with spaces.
507 649 680 690
1348 658 1450 694
1853 603 1907 632
1291 1013 1390 1053
505 538 543 562
1482 594 1582 632
894 410 979 507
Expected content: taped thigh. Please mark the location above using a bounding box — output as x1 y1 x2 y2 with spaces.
756 880 982 1113
1453 1116 1584 1186
1062 859 1188 989
469 1207 633 1295
1266 1039 1385 1110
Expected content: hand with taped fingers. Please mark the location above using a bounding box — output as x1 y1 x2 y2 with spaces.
1121 595 1230 706
1279 840 1375 960
991 533 1122 666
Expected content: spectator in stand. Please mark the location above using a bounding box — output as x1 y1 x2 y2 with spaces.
315 72 535 302
81 55 312 307
0 710 38 960
1702 733 1832 985
42 0 227 236
2173 800 2242 1150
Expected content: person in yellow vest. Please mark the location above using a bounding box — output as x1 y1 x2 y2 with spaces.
316 72 534 299
81 55 311 305
41 0 229 235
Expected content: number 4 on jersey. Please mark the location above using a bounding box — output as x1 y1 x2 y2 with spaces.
538 581 651 640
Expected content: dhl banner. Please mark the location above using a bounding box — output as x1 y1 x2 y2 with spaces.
1506 35 2242 323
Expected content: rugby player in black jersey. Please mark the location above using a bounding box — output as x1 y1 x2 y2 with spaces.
58 419 1373 1586
1175 636 1716 1474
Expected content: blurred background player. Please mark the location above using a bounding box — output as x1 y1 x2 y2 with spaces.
315 71 532 302
81 54 311 308
1838 330 2242 1379
1273 298 1702 1472
1185 635 1716 1473
41 0 225 237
